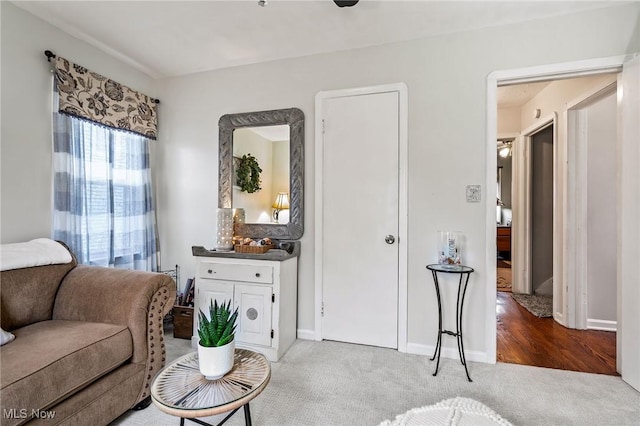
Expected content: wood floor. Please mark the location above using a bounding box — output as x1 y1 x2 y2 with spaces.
496 291 618 375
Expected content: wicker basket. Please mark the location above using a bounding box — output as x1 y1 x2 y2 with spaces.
234 244 274 254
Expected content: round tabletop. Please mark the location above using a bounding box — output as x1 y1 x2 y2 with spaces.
426 264 474 273
151 349 271 419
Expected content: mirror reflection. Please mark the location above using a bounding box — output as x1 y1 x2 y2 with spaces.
219 107 304 240
497 139 513 226
233 125 290 224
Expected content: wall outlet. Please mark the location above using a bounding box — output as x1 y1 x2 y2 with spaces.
466 185 481 202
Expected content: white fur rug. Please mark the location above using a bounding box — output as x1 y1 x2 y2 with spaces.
379 397 513 426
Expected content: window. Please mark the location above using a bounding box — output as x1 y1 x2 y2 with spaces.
52 112 158 271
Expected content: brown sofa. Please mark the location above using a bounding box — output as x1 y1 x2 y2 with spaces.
0 241 176 425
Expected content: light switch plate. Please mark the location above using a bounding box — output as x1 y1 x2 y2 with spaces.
466 185 481 202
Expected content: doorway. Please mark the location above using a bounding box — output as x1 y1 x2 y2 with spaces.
495 76 618 375
314 83 408 351
530 124 554 297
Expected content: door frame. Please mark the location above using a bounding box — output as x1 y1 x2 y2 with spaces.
513 115 557 303
486 55 629 364
565 80 618 330
314 83 409 352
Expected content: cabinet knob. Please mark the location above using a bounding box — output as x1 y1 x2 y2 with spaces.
207 269 213 274
255 273 261 277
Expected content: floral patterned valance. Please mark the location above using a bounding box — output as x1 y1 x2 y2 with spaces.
54 56 158 140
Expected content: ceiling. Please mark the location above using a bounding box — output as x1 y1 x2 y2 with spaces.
497 81 551 108
14 1 622 79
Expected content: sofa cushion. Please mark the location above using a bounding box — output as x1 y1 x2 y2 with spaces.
0 258 77 331
0 320 132 418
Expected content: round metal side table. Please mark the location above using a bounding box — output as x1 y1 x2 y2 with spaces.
426 263 474 382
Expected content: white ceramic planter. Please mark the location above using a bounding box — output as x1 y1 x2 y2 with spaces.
197 340 235 380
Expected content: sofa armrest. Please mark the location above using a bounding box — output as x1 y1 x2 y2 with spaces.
52 265 176 402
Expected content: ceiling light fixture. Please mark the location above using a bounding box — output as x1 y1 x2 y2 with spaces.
498 140 512 158
334 0 359 7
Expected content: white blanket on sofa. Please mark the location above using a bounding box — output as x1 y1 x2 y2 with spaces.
0 238 72 271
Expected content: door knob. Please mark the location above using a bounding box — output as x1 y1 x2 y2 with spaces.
385 235 396 244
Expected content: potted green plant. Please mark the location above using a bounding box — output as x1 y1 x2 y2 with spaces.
197 299 239 380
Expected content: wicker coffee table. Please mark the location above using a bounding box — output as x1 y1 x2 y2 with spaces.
151 349 271 426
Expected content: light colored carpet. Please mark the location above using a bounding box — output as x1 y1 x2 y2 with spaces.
511 293 553 318
112 334 640 426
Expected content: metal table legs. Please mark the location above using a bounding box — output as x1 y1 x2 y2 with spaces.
180 403 251 426
430 269 473 382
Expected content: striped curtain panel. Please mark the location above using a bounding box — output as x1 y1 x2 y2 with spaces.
51 56 159 271
52 112 158 270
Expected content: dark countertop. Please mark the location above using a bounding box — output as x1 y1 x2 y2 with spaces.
192 241 300 261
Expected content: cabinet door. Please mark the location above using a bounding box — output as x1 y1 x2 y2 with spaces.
194 282 234 340
234 284 273 347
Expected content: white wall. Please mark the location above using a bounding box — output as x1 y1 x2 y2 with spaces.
156 3 639 359
0 2 157 244
586 91 618 324
520 75 618 131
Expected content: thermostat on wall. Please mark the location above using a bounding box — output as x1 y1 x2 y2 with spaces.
466 185 481 202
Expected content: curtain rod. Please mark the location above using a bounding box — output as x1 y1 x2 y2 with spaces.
44 50 56 62
43 50 160 104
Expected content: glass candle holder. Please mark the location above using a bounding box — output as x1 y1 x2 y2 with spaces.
216 208 234 251
233 208 245 225
438 231 462 265
232 208 245 242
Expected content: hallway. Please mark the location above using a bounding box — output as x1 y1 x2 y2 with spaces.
496 292 617 375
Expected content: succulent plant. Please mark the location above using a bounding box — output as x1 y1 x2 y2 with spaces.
197 299 238 347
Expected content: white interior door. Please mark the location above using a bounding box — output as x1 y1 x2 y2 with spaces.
320 91 399 349
618 54 640 391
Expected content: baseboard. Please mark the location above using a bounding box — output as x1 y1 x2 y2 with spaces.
587 319 617 332
553 311 566 326
297 336 490 363
406 342 489 364
296 329 316 340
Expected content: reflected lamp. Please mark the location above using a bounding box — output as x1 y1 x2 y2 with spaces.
272 192 290 223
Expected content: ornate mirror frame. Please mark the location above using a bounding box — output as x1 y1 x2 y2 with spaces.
218 107 304 240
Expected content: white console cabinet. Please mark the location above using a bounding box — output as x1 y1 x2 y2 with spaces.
192 255 298 361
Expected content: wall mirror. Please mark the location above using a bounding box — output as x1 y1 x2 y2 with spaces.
497 139 513 225
219 108 304 240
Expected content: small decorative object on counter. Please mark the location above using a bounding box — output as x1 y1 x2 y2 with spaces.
235 237 275 254
216 208 234 251
438 231 462 265
233 208 245 225
233 208 245 236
